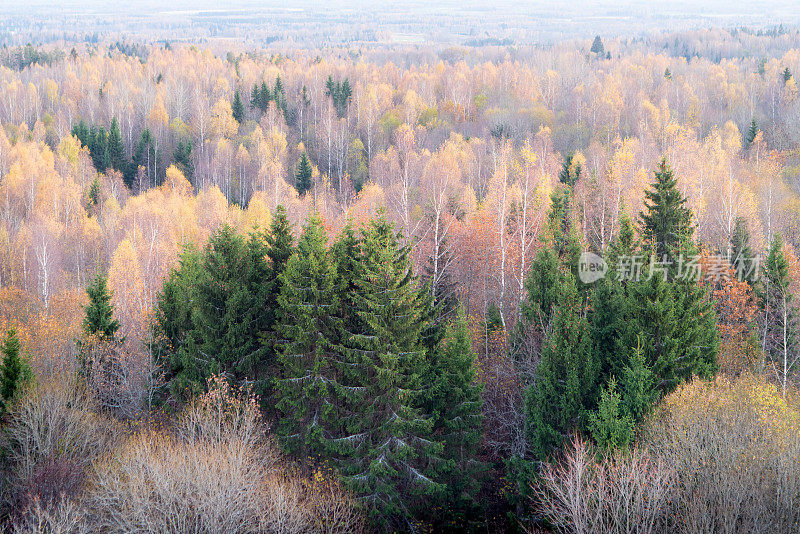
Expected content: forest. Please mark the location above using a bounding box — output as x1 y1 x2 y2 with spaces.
2 24 800 533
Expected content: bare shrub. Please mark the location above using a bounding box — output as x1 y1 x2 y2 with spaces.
80 336 164 419
11 496 90 534
2 375 118 511
534 437 673 534
646 374 800 533
87 375 364 533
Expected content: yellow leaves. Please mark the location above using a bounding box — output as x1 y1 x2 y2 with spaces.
163 165 193 198
211 98 238 139
148 92 169 129
784 76 798 103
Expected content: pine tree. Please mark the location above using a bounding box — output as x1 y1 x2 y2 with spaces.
336 215 444 526
758 234 798 395
590 35 605 56
275 214 342 457
295 152 313 196
231 89 245 124
83 274 120 341
424 307 486 527
664 67 672 79
730 216 756 283
0 328 33 415
640 158 693 266
525 274 598 461
784 67 793 84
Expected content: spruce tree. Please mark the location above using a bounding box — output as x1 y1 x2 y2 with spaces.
746 118 759 146
0 328 33 415
424 307 486 527
525 273 598 461
172 226 271 396
231 89 245 124
590 35 605 56
336 215 444 526
295 152 313 196
83 274 120 341
275 214 341 457
588 378 633 450
619 340 658 424
108 117 127 173
620 267 718 393
153 244 202 387
172 138 194 182
784 67 793 83
640 158 693 265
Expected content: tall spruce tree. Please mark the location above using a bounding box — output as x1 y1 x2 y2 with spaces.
107 117 127 173
424 307 486 527
620 261 718 393
295 152 313 196
172 225 270 396
639 158 693 265
1 328 33 415
231 89 245 124
746 118 759 146
590 35 605 55
83 274 120 341
525 273 598 461
275 214 342 457
153 244 202 387
336 215 443 527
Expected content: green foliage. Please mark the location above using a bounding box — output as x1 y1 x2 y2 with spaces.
231 89 245 124
784 66 793 83
83 274 120 341
72 118 129 180
730 216 757 283
250 80 272 113
295 152 313 196
746 118 759 146
325 75 352 118
172 138 194 182
88 176 101 208
0 328 33 415
275 214 341 456
620 340 658 424
639 158 694 265
621 265 718 393
590 35 605 55
335 215 444 526
526 274 598 461
588 378 633 450
132 128 158 187
558 153 581 186
424 307 486 527
155 221 282 398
